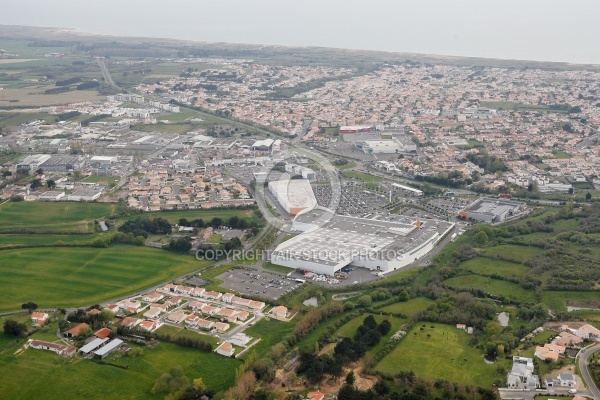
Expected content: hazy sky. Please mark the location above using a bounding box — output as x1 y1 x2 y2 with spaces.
2 0 599 64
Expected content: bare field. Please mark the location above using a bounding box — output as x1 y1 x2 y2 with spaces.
0 87 103 106
0 59 39 64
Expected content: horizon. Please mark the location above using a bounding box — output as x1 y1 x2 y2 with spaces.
1 0 600 65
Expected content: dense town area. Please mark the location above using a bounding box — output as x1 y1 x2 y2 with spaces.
0 28 599 400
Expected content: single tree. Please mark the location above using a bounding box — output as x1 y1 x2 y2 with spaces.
21 302 38 313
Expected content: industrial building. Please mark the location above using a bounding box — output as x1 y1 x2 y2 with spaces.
460 197 526 223
270 207 454 276
339 125 372 134
268 179 317 216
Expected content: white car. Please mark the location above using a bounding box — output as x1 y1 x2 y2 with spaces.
568 389 577 394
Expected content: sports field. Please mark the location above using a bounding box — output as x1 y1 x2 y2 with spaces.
0 245 213 311
0 202 115 233
375 323 506 387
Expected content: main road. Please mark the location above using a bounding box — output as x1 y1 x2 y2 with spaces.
579 343 600 400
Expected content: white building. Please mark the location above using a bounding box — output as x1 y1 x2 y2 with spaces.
507 356 538 389
268 178 317 216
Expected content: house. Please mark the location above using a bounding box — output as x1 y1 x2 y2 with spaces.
203 291 223 300
94 328 111 339
535 343 566 361
195 318 215 331
214 322 230 333
553 331 583 347
64 322 91 338
270 306 288 319
165 296 183 308
164 283 178 292
545 372 576 388
191 287 206 297
307 391 325 400
229 333 252 347
143 307 163 319
571 324 600 340
86 308 100 316
138 320 161 332
221 293 235 303
200 304 220 316
31 312 49 326
189 301 206 310
456 323 467 331
236 311 250 321
176 286 194 295
116 299 143 313
121 317 143 329
249 300 266 311
105 304 120 314
142 292 164 303
29 340 76 357
507 356 538 389
215 341 235 357
166 310 189 324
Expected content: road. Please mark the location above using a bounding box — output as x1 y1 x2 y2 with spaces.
97 59 122 92
579 343 600 399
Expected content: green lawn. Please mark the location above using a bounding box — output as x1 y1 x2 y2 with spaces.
551 150 571 159
531 329 557 345
0 245 213 311
206 233 223 243
0 341 240 399
459 257 529 280
82 176 120 185
262 261 295 274
376 323 505 387
481 245 544 263
341 171 382 182
542 291 600 312
0 202 115 233
378 297 434 316
444 274 537 303
244 318 295 357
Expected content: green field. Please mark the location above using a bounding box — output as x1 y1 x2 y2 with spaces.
206 233 223 243
0 341 240 399
460 257 529 280
0 245 213 311
341 171 382 182
375 323 505 387
0 233 95 248
481 245 543 263
336 313 405 356
444 274 537 303
262 261 295 274
244 318 295 356
127 208 260 225
0 202 115 233
378 297 434 316
542 291 600 312
82 176 120 185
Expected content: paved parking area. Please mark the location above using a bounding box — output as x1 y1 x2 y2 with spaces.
217 267 302 300
290 267 380 287
314 184 389 215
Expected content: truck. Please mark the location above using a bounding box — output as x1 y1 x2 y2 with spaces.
450 233 458 242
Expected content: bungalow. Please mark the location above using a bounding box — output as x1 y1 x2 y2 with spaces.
221 293 235 303
572 324 600 341
31 312 49 326
236 311 250 321
534 343 565 361
191 287 206 297
307 391 325 400
214 322 230 333
138 320 161 332
200 304 220 316
165 296 183 308
142 292 164 303
249 300 266 311
196 318 215 331
64 322 91 338
164 283 178 292
116 299 143 313
94 328 111 339
105 304 120 314
545 372 576 388
215 341 235 357
219 308 239 319
456 323 467 331
166 310 189 324
203 291 223 300
143 307 163 319
176 286 194 295
270 306 288 319
188 301 206 310
120 317 143 329
553 331 583 347
29 340 76 357
86 309 100 316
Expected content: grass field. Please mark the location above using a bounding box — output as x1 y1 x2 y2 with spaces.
481 245 543 263
443 274 537 303
542 291 600 312
336 313 405 356
262 261 295 274
244 318 295 356
552 150 572 159
82 176 120 185
127 208 260 226
0 233 95 248
378 297 434 316
459 257 529 280
0 245 213 311
0 202 115 233
341 171 382 182
0 341 240 399
376 323 505 387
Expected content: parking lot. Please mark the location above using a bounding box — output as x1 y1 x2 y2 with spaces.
290 267 380 287
314 184 389 215
217 268 302 300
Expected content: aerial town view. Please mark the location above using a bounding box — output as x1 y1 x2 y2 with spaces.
0 2 599 400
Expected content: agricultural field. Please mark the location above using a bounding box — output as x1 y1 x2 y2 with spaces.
443 274 537 303
541 291 600 313
459 257 529 280
0 202 116 233
0 342 240 399
378 297 434 316
375 323 507 387
0 233 95 248
0 245 213 311
481 245 544 263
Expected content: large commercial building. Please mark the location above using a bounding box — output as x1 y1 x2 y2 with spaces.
268 179 317 216
271 207 454 276
460 197 526 223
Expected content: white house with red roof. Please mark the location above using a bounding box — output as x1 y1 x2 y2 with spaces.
215 341 235 357
31 312 49 326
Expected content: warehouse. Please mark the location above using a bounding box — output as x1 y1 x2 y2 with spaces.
271 207 454 276
94 339 123 359
268 179 318 216
461 197 526 223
